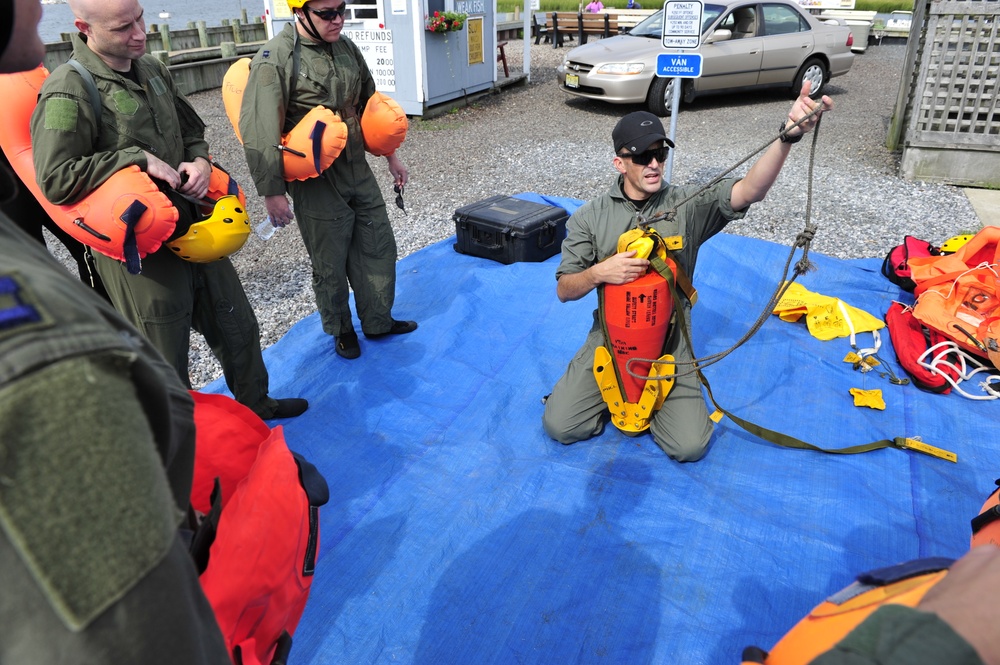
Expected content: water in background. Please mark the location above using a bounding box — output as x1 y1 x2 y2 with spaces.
39 0 265 44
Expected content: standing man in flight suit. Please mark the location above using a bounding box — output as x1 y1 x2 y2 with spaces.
239 0 417 360
30 0 307 419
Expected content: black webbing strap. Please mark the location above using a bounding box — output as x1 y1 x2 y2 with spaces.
309 120 326 177
119 199 148 275
971 480 1000 535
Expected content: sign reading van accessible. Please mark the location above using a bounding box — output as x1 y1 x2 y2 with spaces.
655 52 703 78
661 0 704 49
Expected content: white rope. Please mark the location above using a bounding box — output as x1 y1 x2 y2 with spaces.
917 340 1000 400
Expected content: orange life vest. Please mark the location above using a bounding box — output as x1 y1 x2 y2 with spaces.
909 226 1000 369
360 90 408 157
0 65 178 271
222 57 347 181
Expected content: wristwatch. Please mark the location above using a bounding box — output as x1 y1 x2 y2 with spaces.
779 120 803 144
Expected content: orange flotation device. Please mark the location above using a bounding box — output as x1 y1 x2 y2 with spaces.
594 227 683 434
909 226 1000 368
744 477 1000 664
741 558 952 665
0 65 178 273
222 57 347 181
971 479 1000 548
361 90 408 157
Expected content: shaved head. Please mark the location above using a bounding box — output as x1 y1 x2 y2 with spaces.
70 0 147 71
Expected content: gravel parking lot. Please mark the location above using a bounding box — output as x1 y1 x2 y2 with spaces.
179 38 980 388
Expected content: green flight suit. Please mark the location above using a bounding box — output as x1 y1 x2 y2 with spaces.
0 190 229 662
542 175 745 462
240 24 398 337
30 34 279 417
810 605 983 665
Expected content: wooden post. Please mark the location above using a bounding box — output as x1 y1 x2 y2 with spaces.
153 50 170 67
197 20 209 48
159 24 171 52
221 41 238 58
232 19 243 44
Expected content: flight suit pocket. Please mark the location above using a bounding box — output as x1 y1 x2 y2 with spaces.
356 209 397 261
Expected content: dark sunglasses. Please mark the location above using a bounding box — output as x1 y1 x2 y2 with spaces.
619 146 668 166
305 4 347 21
393 184 406 215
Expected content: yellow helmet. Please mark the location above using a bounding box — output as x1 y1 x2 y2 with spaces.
287 0 308 8
167 195 250 263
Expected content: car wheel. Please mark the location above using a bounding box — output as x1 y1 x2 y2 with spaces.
646 77 675 117
792 58 828 98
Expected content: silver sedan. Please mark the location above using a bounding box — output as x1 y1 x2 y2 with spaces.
557 0 855 115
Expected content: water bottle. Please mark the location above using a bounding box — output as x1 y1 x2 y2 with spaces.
254 216 277 241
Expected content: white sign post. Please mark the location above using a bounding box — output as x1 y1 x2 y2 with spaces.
659 0 703 181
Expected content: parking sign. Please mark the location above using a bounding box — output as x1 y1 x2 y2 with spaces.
661 0 703 50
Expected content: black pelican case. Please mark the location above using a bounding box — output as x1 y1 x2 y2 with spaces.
453 195 569 264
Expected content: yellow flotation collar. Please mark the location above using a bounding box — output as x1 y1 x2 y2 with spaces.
0 65 179 274
361 91 408 157
593 227 686 434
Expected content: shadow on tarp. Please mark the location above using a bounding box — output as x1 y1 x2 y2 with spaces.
203 194 997 664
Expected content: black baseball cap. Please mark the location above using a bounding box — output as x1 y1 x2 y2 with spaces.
612 111 676 154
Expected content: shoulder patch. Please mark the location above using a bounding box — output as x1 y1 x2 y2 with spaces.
0 273 53 339
263 49 270 58
112 89 139 116
43 97 79 132
258 65 276 87
148 75 167 96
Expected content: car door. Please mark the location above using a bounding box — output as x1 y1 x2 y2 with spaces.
757 2 815 86
698 4 764 92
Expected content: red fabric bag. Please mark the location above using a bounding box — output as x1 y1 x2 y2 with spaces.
190 392 328 665
881 236 940 292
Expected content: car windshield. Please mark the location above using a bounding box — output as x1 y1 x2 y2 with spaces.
628 4 726 38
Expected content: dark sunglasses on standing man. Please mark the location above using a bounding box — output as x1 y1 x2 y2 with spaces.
305 4 347 21
618 146 668 166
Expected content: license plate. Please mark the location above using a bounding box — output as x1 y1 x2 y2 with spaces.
566 73 579 88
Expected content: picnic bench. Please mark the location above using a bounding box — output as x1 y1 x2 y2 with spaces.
533 9 658 47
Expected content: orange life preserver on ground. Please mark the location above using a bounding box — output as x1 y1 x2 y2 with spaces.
361 90 408 157
0 65 179 271
909 226 1000 367
593 228 681 434
221 57 347 181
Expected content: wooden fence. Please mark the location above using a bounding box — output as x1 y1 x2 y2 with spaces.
891 0 1000 187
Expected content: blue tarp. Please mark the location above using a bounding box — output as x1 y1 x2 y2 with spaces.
206 194 998 664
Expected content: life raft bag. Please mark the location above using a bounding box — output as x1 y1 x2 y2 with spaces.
881 236 941 292
189 392 329 665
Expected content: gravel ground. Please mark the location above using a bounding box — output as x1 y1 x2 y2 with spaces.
167 40 979 387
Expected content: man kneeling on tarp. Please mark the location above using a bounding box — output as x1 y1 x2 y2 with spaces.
543 94 831 462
